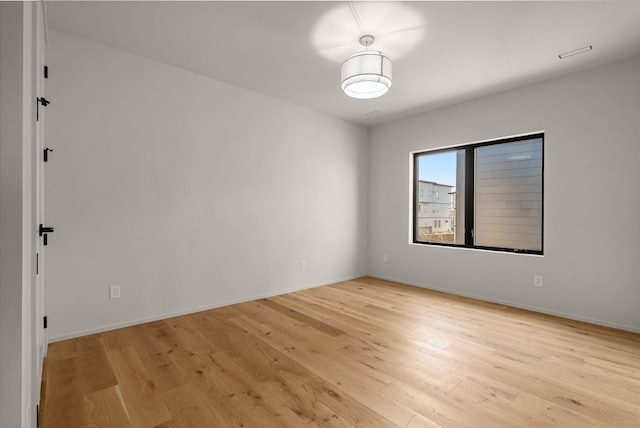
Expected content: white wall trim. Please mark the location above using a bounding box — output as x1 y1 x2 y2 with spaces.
47 274 366 343
370 274 640 334
406 242 545 257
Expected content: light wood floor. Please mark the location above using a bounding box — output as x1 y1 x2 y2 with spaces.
41 277 640 427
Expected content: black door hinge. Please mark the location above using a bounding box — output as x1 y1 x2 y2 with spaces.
44 65 48 79
44 147 53 162
39 224 55 246
43 316 48 329
36 97 50 121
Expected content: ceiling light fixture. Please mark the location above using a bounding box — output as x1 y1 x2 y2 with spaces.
341 35 392 99
558 45 593 59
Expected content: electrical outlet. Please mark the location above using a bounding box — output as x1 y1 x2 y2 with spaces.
534 275 543 287
300 260 306 270
109 285 121 299
383 254 388 263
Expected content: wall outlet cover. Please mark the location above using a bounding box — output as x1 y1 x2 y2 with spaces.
534 275 544 287
109 285 121 299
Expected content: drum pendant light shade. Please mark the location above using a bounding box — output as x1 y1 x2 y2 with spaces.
341 50 392 99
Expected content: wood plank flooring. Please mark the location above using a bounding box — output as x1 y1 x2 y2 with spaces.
40 277 640 427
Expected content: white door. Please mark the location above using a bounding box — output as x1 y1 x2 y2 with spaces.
34 2 48 401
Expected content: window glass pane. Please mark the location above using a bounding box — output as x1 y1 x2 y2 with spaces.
474 138 542 251
416 150 465 244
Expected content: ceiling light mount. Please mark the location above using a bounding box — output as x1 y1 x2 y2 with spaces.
341 35 392 99
359 35 375 47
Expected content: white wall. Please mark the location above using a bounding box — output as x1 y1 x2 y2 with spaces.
46 30 368 341
0 5 26 426
45 29 640 340
368 57 640 332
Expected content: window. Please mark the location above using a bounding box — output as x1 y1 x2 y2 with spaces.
413 133 543 254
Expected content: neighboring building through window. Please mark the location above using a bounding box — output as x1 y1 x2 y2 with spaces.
417 180 455 236
413 133 543 254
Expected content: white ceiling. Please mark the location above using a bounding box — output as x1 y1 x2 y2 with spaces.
45 1 640 127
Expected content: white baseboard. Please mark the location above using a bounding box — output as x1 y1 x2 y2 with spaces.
369 274 640 334
49 272 638 343
47 273 366 343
